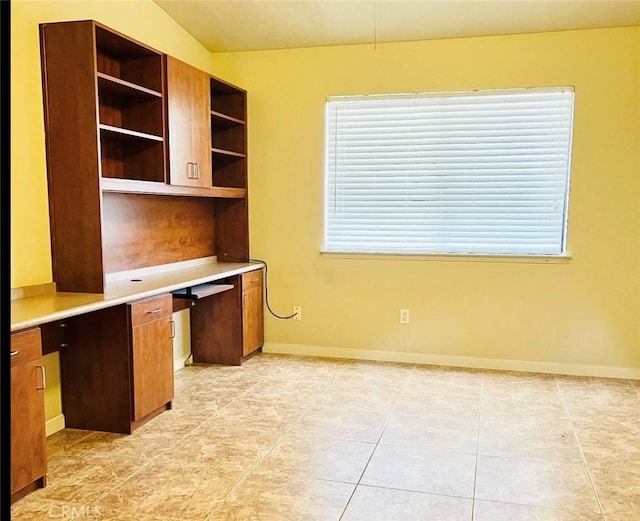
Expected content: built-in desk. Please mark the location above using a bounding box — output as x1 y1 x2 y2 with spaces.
10 259 264 502
11 260 263 332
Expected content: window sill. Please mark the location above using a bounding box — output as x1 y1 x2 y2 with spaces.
319 251 573 264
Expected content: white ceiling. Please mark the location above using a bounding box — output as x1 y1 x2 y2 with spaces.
153 0 640 53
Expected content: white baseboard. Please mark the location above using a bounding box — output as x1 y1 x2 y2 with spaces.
174 354 193 371
45 414 65 437
263 342 640 380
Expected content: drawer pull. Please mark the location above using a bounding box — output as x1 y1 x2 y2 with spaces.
36 365 46 390
10 350 19 357
148 308 163 314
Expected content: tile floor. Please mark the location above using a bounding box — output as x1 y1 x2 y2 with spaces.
11 353 640 520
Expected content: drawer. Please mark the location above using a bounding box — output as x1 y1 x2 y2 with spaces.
242 269 263 291
129 294 172 327
11 328 42 367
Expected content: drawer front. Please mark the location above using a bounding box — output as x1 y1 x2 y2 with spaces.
242 269 263 291
11 328 42 367
129 294 172 327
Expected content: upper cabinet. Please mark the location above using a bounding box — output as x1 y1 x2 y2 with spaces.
40 20 250 293
166 57 248 194
166 57 211 188
210 77 248 190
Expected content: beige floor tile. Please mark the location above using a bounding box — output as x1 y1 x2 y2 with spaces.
342 485 473 521
480 396 572 427
576 423 640 471
478 421 583 463
380 413 478 454
208 468 355 521
361 444 476 498
215 397 308 430
589 466 640 521
257 434 375 483
395 390 481 421
472 500 604 520
567 404 640 428
292 406 390 443
46 428 94 457
475 455 600 513
316 385 401 413
95 455 242 519
409 366 483 395
14 354 640 521
558 378 640 408
179 370 264 395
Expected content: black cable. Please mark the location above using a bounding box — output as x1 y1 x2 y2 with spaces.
249 258 298 320
222 255 297 320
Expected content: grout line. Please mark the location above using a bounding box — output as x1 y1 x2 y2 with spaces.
337 363 416 520
556 375 607 518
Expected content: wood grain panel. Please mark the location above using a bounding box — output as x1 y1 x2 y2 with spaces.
11 329 46 499
242 284 264 357
129 294 172 327
40 21 104 293
60 306 133 433
191 276 243 365
214 198 249 262
10 328 42 367
131 316 173 420
102 192 215 273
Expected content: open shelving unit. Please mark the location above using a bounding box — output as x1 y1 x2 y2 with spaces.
40 20 251 292
211 77 247 190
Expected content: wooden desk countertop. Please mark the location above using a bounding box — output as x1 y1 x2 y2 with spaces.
11 260 263 332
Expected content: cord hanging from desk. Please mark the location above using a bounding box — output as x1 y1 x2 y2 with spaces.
250 258 298 320
223 256 297 319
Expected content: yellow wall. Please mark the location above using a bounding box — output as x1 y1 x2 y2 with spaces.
11 0 213 288
11 0 214 425
211 27 640 371
11 0 640 432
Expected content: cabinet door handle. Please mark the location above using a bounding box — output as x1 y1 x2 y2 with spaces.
170 320 176 339
194 162 200 179
10 350 19 357
186 162 194 179
36 365 46 390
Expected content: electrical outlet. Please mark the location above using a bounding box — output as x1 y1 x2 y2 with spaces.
292 306 302 321
400 308 410 324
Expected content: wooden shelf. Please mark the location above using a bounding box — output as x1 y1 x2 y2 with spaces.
99 124 163 142
172 283 235 300
101 177 246 199
97 72 162 98
211 147 245 158
211 110 245 125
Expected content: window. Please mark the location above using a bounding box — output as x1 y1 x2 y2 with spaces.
324 88 575 256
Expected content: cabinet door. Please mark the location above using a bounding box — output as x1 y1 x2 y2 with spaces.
242 271 264 357
166 56 211 188
11 329 46 496
130 295 174 421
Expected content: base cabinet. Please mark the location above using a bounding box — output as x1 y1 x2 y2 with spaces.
11 328 47 502
129 295 175 421
191 268 264 365
242 269 264 357
53 295 174 434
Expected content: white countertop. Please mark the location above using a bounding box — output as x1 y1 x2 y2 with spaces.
11 260 263 332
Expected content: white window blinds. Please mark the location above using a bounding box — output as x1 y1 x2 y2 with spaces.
324 88 575 255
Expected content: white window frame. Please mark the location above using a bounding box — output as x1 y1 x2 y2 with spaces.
323 87 575 259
